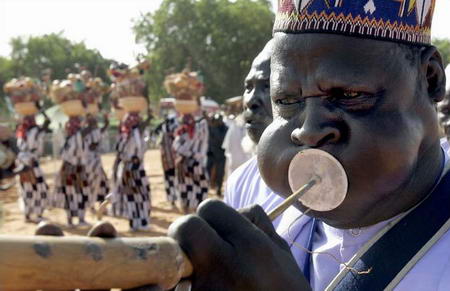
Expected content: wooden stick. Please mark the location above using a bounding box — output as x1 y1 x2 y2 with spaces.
0 235 193 290
268 179 317 221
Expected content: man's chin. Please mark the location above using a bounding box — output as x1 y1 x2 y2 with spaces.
245 126 263 143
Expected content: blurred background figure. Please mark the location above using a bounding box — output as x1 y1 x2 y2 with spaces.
153 113 179 206
222 96 251 176
0 125 20 190
438 64 450 139
3 77 52 223
207 113 228 196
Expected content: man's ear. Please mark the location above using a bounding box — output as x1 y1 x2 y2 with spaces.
421 46 446 102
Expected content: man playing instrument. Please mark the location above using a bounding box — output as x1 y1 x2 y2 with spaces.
169 0 450 290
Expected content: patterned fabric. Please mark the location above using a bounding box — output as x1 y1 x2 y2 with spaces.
112 127 151 230
173 117 209 210
84 128 109 205
16 126 49 219
53 131 90 221
121 112 141 138
164 168 177 202
274 0 436 45
65 116 82 137
176 114 196 139
16 116 37 139
160 116 178 202
110 134 126 217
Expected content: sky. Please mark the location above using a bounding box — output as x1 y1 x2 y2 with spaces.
0 0 449 65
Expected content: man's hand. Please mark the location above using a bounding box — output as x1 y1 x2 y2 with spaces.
168 199 311 291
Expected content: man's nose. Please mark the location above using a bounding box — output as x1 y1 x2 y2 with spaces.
244 90 262 111
290 99 341 148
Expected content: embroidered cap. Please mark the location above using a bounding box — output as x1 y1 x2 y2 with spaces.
274 0 436 45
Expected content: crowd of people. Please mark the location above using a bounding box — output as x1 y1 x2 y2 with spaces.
0 43 275 233
3 0 450 290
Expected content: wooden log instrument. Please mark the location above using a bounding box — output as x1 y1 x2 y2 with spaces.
0 149 347 290
0 235 192 290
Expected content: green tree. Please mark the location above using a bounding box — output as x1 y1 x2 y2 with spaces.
0 57 14 120
9 33 112 82
133 0 274 103
433 38 450 67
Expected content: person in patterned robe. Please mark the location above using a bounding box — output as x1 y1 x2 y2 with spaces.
53 116 90 227
154 114 178 205
173 113 209 213
15 115 51 222
112 112 151 231
110 121 126 217
84 113 109 210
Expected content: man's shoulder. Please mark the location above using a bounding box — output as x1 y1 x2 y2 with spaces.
398 228 450 290
225 157 276 209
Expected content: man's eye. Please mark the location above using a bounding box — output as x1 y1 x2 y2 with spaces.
329 89 379 111
276 96 299 105
342 91 361 98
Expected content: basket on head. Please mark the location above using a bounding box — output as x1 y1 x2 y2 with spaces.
108 62 149 114
164 70 204 115
87 103 99 114
119 96 148 113
13 102 39 116
3 77 44 116
174 99 199 115
60 99 85 117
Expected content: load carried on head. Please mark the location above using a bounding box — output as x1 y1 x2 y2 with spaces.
50 74 86 117
108 61 149 116
3 77 45 116
80 70 106 115
164 69 204 115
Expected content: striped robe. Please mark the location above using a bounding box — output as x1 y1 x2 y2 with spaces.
160 116 178 203
113 128 151 230
84 128 109 206
110 133 126 217
16 126 49 220
53 131 90 222
173 117 209 211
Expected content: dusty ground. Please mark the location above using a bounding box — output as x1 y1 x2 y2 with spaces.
0 149 215 237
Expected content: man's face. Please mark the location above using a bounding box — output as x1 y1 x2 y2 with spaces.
243 43 273 144
258 33 441 228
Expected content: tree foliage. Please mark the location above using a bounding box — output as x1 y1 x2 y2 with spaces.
133 0 274 103
8 33 112 82
0 33 113 119
0 57 14 119
433 38 450 68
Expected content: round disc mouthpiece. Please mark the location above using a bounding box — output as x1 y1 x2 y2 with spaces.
288 149 348 212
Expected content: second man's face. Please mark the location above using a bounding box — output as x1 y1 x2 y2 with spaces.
243 43 273 144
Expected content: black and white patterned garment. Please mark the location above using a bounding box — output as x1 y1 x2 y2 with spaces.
113 128 151 230
160 116 178 203
173 117 209 211
16 126 49 220
84 128 109 206
110 135 127 217
53 132 90 223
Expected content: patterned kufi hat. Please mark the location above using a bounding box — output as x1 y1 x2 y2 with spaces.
274 0 436 45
